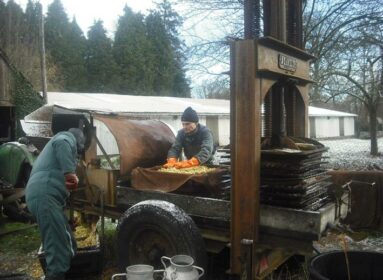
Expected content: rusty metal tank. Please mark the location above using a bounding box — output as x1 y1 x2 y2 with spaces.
92 115 175 176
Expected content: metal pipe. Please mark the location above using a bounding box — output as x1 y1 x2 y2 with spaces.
100 188 105 265
38 3 47 104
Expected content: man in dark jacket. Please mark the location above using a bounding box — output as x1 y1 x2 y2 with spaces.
164 107 215 168
26 128 85 280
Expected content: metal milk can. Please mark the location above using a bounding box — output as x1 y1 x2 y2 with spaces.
111 264 164 280
161 255 204 280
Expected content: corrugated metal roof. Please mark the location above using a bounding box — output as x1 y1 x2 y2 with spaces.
47 92 357 117
47 92 229 114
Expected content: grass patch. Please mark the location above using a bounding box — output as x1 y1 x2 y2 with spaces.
0 220 40 253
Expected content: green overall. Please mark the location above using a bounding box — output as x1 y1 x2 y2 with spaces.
26 132 78 277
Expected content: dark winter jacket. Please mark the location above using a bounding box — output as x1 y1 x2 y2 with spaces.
168 124 215 164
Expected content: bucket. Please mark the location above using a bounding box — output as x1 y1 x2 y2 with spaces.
309 250 383 280
111 264 164 280
38 245 102 278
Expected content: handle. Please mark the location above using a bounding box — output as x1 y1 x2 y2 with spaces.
154 269 165 278
193 265 205 278
111 273 126 280
161 256 171 269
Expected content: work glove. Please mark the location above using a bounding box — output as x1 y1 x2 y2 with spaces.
65 173 79 191
163 158 177 168
174 157 200 169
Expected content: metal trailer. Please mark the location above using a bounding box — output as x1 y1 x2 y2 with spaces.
3 1 351 278
60 101 348 279
12 30 350 280
66 0 352 275
12 96 348 278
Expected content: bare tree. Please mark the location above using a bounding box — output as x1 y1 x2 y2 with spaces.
177 0 382 89
178 0 383 156
175 0 243 80
304 0 383 105
193 77 230 99
328 28 383 155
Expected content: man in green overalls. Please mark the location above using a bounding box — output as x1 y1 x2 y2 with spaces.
26 128 85 280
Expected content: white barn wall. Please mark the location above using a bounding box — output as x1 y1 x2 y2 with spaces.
45 92 358 145
308 119 311 137
218 116 230 146
344 117 355 136
93 114 356 153
315 117 340 138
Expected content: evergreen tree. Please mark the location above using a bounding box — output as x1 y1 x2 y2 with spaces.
155 0 190 97
24 0 40 45
44 0 70 90
45 0 87 91
85 20 119 92
145 12 175 95
0 1 6 43
0 1 42 89
22 1 41 87
66 17 87 90
113 6 154 95
3 0 25 52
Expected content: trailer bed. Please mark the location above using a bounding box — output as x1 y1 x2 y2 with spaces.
73 186 348 255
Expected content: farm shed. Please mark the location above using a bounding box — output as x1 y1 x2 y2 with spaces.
308 107 356 139
0 47 43 143
22 92 356 149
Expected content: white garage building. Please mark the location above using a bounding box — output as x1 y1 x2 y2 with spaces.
45 92 356 146
308 107 356 139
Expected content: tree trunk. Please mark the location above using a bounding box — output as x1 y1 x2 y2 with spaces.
369 106 378 156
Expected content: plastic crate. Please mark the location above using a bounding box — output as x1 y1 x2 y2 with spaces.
38 245 102 279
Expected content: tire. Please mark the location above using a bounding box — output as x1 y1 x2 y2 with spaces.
117 200 207 272
2 163 34 223
3 201 35 223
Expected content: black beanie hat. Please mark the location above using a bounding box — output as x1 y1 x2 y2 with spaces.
181 107 199 123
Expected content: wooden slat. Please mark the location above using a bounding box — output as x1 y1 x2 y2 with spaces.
230 40 261 276
116 187 231 220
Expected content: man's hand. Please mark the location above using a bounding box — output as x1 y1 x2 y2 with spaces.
65 173 79 191
163 158 177 168
174 157 199 169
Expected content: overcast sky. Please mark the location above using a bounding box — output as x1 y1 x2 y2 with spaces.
14 0 158 35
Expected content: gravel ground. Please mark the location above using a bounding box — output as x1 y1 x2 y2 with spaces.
319 137 383 170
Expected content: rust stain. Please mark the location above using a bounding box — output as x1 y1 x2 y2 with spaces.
94 115 175 176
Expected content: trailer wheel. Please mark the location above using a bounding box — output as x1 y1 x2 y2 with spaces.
117 200 207 271
2 163 34 223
